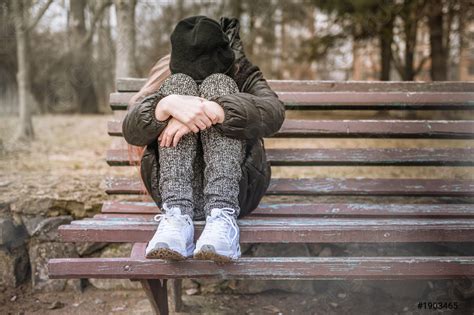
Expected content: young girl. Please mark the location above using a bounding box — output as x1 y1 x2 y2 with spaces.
122 15 285 263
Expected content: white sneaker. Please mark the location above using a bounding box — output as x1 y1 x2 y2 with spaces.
193 208 241 263
145 204 195 260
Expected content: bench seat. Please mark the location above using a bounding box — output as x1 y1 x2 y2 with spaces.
49 243 474 280
101 201 474 217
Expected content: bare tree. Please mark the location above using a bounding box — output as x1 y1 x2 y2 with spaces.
96 0 114 111
114 0 137 78
12 0 52 140
68 0 111 113
392 0 428 81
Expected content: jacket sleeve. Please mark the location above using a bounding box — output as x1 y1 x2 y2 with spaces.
122 92 171 146
210 60 286 140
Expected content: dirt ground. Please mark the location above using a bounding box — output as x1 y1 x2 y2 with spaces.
1 114 474 314
4 280 473 315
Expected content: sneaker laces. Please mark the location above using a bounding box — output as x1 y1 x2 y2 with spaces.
154 203 190 235
202 208 238 245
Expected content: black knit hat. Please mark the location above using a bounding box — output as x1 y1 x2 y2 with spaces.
169 15 235 82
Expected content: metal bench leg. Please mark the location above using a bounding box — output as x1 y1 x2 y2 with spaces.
141 279 169 315
168 279 183 312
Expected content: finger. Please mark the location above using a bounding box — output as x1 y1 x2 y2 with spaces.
165 129 177 147
159 133 166 147
160 132 170 147
187 122 200 133
196 118 207 130
200 114 213 128
203 107 218 123
173 130 185 147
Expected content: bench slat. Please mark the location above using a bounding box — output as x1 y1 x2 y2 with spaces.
110 92 474 110
116 78 474 93
101 201 474 217
58 217 474 243
108 119 474 139
104 177 474 196
48 255 474 280
106 148 474 167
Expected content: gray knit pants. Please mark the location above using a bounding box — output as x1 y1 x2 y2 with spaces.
157 73 246 220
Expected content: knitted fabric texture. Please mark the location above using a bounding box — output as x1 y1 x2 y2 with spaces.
157 73 245 220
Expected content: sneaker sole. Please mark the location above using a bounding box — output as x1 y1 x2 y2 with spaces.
193 245 236 264
146 247 187 261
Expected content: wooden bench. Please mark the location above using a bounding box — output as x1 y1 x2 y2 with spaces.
48 79 474 314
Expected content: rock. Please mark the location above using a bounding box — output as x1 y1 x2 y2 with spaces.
20 214 47 236
88 244 141 290
47 301 65 310
185 288 199 295
31 216 73 241
14 197 88 218
0 244 29 287
89 278 142 290
134 299 153 315
318 246 333 257
0 202 11 214
75 242 109 256
94 298 105 305
29 240 80 291
307 243 323 256
0 218 28 248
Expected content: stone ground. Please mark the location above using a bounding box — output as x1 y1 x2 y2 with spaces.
1 114 474 314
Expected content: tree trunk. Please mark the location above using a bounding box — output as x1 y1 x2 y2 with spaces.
229 0 242 19
96 2 114 112
13 0 34 140
379 17 393 81
428 1 448 80
403 12 417 81
69 0 99 113
114 0 137 78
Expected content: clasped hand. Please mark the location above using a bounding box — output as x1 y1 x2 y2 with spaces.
155 94 225 147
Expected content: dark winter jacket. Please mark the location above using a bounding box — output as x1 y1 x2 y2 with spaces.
122 17 286 217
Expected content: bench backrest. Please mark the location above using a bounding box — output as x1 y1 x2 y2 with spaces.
106 79 474 205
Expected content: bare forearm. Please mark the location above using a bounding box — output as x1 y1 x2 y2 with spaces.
155 95 172 121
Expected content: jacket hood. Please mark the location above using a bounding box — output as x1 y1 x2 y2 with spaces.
218 17 259 92
219 17 246 62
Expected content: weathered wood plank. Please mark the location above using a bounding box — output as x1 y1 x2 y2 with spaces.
116 78 474 93
108 119 474 139
110 91 474 111
48 255 474 280
104 177 474 196
100 201 474 218
58 217 474 243
106 147 474 167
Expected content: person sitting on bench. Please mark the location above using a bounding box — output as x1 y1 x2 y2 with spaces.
122 15 285 263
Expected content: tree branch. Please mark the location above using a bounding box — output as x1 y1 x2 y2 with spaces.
391 40 405 76
414 55 430 75
81 0 113 46
28 0 54 31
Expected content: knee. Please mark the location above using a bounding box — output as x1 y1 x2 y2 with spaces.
199 73 239 99
158 73 199 96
